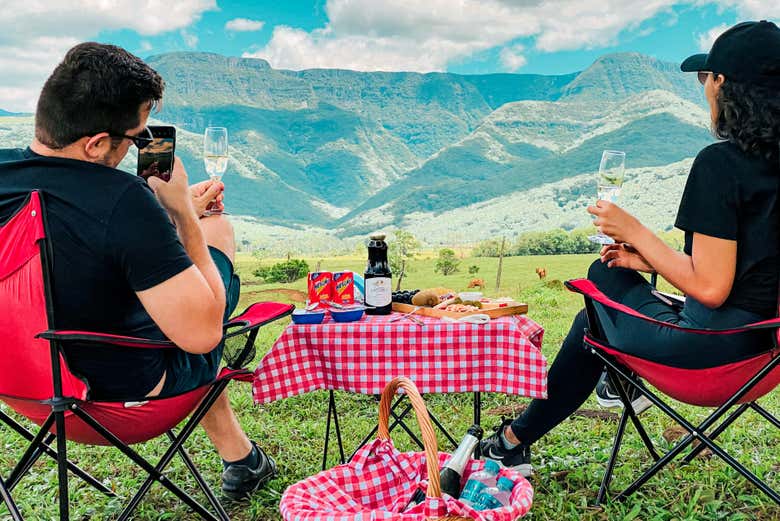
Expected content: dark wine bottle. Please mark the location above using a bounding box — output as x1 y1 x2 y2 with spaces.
364 233 392 315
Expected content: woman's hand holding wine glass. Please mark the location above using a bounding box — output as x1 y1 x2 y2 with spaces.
588 150 626 245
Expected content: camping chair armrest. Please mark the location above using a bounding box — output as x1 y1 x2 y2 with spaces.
223 302 295 339
36 330 177 349
565 278 780 335
35 302 294 354
220 302 295 369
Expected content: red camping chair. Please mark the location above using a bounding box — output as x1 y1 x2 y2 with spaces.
565 278 780 507
0 191 294 520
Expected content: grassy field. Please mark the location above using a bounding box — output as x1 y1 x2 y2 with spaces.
2 253 779 520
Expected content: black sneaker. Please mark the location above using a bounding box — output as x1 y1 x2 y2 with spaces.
595 371 652 414
221 442 278 501
479 419 532 477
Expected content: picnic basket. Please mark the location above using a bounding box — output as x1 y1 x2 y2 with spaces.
279 376 533 521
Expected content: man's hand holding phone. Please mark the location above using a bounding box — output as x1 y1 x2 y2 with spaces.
147 157 196 221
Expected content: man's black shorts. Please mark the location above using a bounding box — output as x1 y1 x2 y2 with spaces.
158 246 240 397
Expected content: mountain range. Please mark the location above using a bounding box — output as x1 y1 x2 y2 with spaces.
0 51 713 252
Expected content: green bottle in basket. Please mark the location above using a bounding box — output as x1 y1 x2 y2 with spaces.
439 424 484 499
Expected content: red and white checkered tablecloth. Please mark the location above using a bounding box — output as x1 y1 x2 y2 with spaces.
253 312 547 404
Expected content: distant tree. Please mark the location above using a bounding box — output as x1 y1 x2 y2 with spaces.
472 238 503 257
434 248 460 276
566 228 601 254
515 228 599 255
468 265 480 275
389 229 421 290
254 259 309 283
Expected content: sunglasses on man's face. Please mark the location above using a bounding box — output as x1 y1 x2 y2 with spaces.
108 127 154 149
697 71 711 85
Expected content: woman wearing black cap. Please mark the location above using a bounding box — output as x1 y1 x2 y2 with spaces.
480 20 780 477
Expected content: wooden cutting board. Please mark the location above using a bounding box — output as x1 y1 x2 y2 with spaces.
391 302 528 319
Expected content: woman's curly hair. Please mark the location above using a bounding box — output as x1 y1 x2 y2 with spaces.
715 79 780 162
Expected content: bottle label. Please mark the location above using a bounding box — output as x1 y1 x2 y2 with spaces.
476 493 503 510
365 277 391 306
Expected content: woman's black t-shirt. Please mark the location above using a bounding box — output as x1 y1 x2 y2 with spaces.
675 141 779 317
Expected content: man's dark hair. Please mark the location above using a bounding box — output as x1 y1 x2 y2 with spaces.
715 78 780 162
35 42 164 149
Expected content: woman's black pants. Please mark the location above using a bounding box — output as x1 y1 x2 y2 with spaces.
510 259 769 445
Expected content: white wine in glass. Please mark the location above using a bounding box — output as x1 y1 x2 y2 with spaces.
588 150 626 245
203 127 228 214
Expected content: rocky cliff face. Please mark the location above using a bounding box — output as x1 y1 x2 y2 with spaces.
1 51 709 246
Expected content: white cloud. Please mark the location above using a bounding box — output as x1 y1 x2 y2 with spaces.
181 29 199 48
0 0 216 111
500 44 527 71
225 18 265 32
139 40 153 53
701 1 780 19
246 0 682 73
697 23 729 51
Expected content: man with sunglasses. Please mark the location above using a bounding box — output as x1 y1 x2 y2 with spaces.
0 42 276 500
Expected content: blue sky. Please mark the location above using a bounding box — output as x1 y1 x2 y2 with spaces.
1 1 778 111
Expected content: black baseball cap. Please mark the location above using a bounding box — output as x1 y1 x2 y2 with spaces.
681 20 780 87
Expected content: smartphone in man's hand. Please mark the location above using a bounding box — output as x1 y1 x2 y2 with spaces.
137 126 176 181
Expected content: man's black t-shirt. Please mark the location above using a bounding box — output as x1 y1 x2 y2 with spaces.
0 148 193 397
675 141 779 317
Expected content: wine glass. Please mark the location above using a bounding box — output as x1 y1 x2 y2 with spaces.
203 127 228 215
588 150 626 245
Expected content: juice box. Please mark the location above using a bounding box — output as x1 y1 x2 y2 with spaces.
332 271 355 305
307 272 333 305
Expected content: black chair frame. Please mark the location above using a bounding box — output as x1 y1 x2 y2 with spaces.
1 321 281 521
580 295 780 507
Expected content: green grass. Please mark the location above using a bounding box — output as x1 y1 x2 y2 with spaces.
2 254 779 520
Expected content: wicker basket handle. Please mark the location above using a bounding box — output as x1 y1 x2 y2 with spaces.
378 377 441 499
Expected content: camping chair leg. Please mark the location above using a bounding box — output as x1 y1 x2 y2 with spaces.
6 413 55 489
0 476 23 521
596 407 630 505
112 380 232 521
750 402 780 429
68 406 221 521
615 432 696 501
682 403 749 464
55 411 69 521
607 369 660 460
7 433 55 491
695 432 780 504
167 430 230 521
1 412 113 496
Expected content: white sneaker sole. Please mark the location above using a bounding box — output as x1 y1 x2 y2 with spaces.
597 394 653 414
